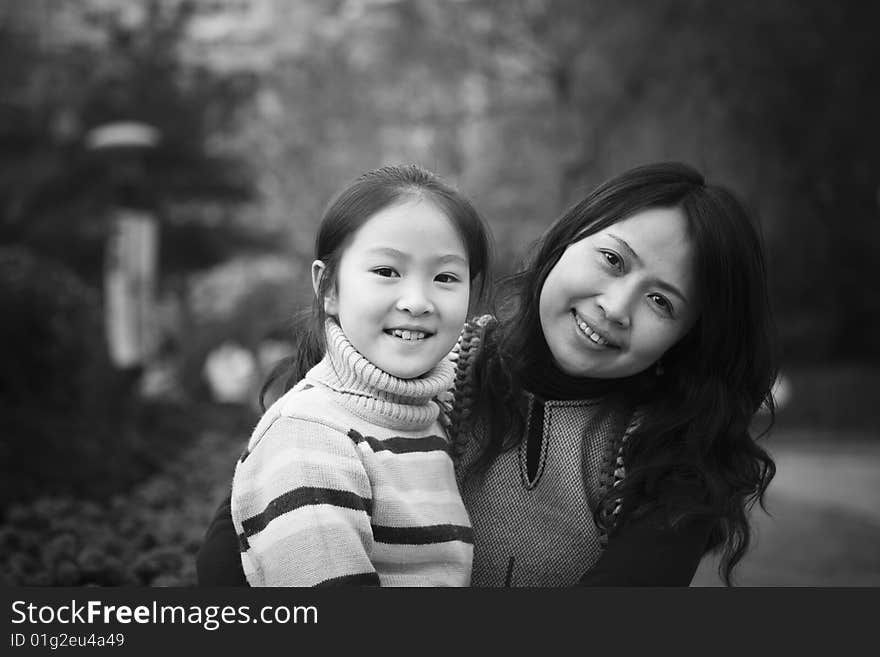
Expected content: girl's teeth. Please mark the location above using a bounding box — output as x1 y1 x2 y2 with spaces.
391 329 426 341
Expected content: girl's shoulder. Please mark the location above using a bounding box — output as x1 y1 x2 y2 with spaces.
244 384 352 456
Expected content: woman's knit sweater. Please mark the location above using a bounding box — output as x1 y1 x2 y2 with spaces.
230 320 473 587
449 316 712 587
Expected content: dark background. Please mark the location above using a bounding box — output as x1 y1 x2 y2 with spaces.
1 0 878 586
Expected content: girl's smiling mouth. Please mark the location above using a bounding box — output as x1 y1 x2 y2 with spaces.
571 310 621 349
384 327 433 341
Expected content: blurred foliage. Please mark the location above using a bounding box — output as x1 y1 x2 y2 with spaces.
2 0 877 361
0 0 274 287
0 1 280 507
0 246 175 507
223 0 880 362
436 0 880 361
175 254 308 402
0 417 253 586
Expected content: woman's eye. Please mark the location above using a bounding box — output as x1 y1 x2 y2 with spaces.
601 250 623 271
435 273 461 284
649 293 674 316
372 267 398 278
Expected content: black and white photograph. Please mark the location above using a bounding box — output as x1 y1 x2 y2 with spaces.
1 0 878 611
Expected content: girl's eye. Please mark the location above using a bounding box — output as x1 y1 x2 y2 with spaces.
435 273 461 284
648 293 674 316
372 267 399 278
600 250 623 272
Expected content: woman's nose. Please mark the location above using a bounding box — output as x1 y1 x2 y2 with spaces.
597 283 633 328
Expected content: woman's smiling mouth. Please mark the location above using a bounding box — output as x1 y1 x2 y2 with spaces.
571 310 620 349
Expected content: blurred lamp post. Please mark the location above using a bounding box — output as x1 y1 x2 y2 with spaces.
85 121 161 372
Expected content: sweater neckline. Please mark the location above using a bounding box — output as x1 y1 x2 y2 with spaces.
304 319 454 431
521 333 639 402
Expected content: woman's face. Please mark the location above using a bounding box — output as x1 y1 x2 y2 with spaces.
538 207 698 378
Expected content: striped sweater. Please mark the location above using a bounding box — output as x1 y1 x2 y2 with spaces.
230 320 473 587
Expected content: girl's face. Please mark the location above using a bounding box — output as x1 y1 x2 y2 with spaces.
315 197 470 379
538 207 698 379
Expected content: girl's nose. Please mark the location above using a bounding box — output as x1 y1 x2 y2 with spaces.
396 282 434 315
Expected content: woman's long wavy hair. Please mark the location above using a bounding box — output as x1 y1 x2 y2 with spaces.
465 162 777 586
260 164 491 408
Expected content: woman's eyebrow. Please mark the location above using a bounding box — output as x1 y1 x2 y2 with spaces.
655 279 689 305
606 233 689 304
607 233 642 265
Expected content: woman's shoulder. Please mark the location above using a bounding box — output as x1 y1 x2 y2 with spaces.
452 314 496 373
458 314 496 350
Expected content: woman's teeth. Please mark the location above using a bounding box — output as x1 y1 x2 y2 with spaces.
390 329 427 341
576 319 608 346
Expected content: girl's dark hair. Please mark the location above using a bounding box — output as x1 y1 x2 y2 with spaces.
467 161 777 586
261 164 491 407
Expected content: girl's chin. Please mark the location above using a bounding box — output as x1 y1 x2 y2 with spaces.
377 360 435 380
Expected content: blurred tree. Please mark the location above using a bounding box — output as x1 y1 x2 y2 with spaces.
697 1 880 362
166 0 878 363
5 0 869 366
411 0 880 361
0 0 283 504
0 0 273 286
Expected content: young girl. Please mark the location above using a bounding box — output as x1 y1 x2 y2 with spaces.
227 165 490 586
198 162 775 587
450 161 776 586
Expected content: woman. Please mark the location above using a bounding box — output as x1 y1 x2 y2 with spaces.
450 161 776 586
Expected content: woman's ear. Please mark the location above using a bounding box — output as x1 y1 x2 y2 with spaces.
311 259 338 315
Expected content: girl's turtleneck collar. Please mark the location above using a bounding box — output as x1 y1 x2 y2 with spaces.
304 319 454 431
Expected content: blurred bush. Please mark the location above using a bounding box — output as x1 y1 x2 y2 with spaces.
0 246 207 508
0 246 118 504
175 254 308 406
0 247 110 410
0 423 250 586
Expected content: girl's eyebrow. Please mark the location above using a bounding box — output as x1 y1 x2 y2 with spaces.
365 247 407 258
437 254 468 266
606 233 690 305
365 247 467 266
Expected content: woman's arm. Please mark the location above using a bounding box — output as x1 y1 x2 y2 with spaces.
577 509 713 586
196 495 248 586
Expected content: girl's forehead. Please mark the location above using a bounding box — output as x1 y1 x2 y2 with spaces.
347 198 467 257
